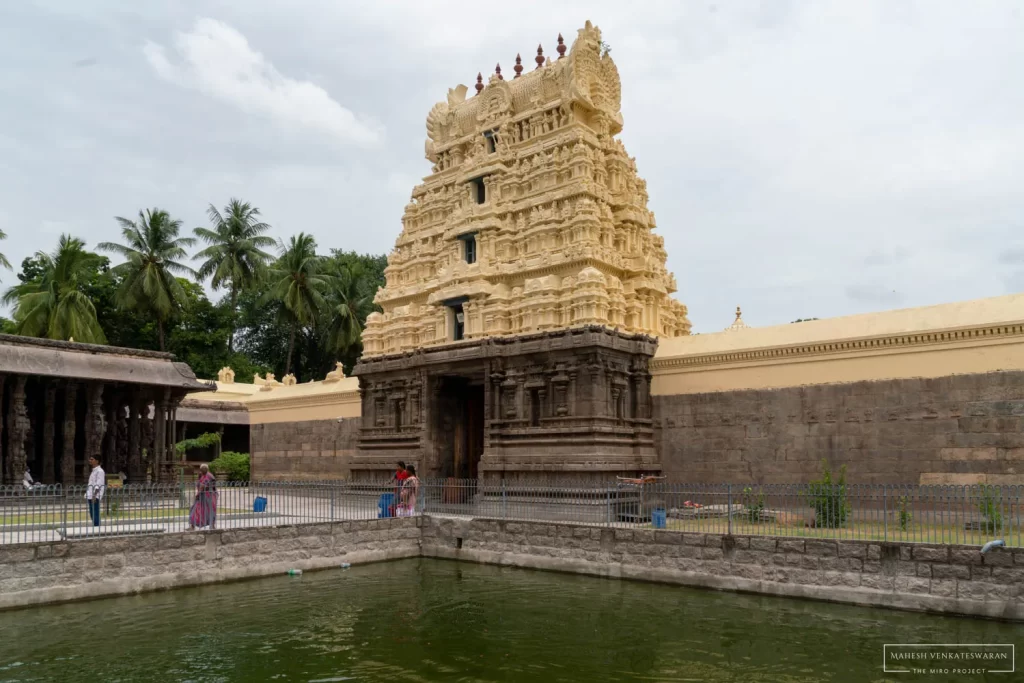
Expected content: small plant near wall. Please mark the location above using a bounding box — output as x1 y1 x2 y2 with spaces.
978 485 1003 534
806 459 850 528
742 486 765 522
210 451 250 482
897 495 912 531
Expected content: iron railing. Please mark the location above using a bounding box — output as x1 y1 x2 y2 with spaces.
418 480 1023 548
1 480 1020 547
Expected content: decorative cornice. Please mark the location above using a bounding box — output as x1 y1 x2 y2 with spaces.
246 390 361 414
651 322 1024 372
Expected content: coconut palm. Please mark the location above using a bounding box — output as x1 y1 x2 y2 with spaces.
1 234 106 343
262 233 328 374
322 260 372 357
0 229 11 273
193 199 276 351
99 208 196 351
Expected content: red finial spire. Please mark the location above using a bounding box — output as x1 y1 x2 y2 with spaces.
475 72 484 95
557 33 566 59
535 44 545 69
495 63 503 80
514 53 523 78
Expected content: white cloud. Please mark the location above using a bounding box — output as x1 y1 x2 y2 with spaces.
143 18 382 147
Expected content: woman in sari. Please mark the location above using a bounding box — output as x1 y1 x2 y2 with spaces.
398 465 420 517
188 464 218 529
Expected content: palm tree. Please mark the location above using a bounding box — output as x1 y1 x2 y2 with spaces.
193 199 276 351
323 260 372 357
0 229 11 273
263 233 328 374
99 209 196 351
1 234 106 343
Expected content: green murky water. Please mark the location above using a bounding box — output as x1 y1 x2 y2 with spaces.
0 558 1017 682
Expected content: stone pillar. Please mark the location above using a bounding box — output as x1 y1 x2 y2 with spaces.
128 390 142 482
154 390 168 482
61 382 78 484
168 403 179 481
0 374 6 484
84 383 104 480
6 376 29 485
103 389 118 469
141 401 154 481
42 381 57 484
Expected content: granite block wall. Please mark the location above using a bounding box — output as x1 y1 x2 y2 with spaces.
653 371 1024 484
0 517 421 610
249 417 361 480
422 517 1024 620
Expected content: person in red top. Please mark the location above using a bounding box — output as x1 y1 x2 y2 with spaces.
390 461 408 516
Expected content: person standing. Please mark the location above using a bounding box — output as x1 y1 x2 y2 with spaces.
398 464 420 517
86 456 105 527
188 464 218 530
390 461 408 516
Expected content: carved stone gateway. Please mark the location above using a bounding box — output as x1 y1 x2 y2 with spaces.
353 21 687 484
353 326 658 484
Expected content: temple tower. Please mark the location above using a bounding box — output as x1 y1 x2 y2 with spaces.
353 21 689 484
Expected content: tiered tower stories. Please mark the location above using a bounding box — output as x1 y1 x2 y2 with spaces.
361 21 690 358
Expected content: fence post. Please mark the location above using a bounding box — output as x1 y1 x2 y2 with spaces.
883 485 888 543
330 484 336 522
606 488 612 527
727 483 733 536
501 479 507 520
61 485 68 539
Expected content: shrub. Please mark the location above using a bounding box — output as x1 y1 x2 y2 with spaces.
742 486 765 522
978 485 1003 534
897 495 912 531
806 459 850 528
210 451 250 482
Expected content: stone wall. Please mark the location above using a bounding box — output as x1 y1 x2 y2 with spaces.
0 517 420 610
422 517 1024 620
653 371 1024 485
2 515 1021 619
250 417 360 480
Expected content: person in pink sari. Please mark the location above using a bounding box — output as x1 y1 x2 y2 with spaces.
188 464 218 529
398 465 420 517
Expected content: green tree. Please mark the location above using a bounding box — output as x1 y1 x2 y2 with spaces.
1 234 107 343
193 199 276 352
322 260 372 359
262 233 328 375
0 228 11 274
99 208 197 351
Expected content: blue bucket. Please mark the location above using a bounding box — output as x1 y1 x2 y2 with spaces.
652 508 667 529
378 493 395 518
253 496 268 513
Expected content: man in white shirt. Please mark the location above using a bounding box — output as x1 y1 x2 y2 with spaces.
86 456 105 527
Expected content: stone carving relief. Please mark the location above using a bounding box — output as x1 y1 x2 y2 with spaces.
217 366 235 384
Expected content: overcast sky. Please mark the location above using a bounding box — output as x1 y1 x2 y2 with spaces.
1 1 1023 332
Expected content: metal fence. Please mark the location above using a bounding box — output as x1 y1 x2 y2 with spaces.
418 479 1022 548
0 481 408 545
1 480 1020 547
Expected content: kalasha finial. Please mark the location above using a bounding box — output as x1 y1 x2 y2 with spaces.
514 53 523 78
535 44 545 69
557 33 566 59
475 72 484 95
495 63 503 80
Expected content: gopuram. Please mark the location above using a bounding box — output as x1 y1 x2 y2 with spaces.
354 21 690 484
0 335 209 484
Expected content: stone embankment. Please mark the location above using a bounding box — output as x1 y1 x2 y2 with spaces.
0 518 420 610
422 518 1024 621
1 515 1021 621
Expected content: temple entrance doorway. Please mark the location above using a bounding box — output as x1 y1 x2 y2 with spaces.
435 375 484 504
